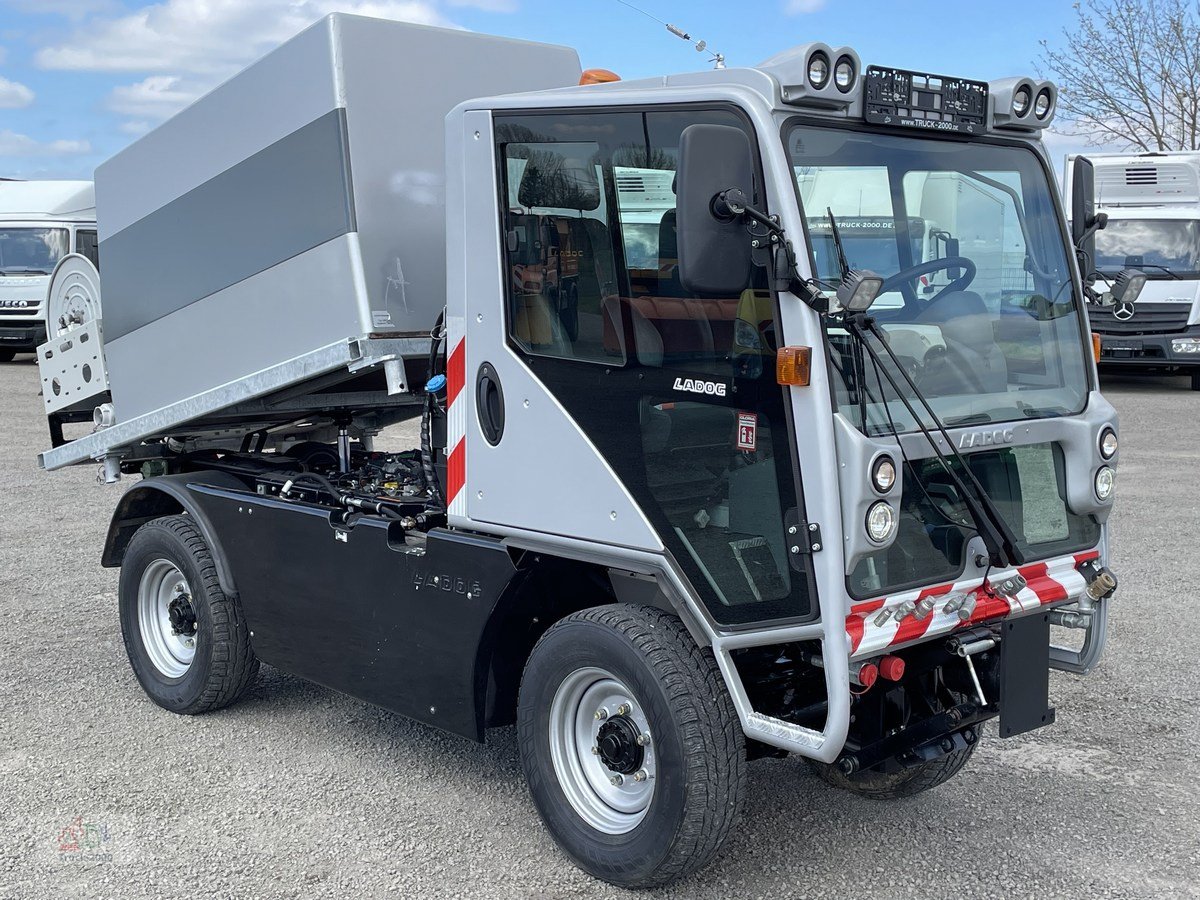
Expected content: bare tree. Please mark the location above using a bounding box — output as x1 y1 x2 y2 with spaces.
1040 0 1200 151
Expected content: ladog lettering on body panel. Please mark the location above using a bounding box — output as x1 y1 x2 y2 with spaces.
673 376 728 397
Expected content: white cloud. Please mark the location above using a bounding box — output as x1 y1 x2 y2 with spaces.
5 0 122 20
36 0 456 76
108 75 199 119
783 0 827 12
0 75 34 108
0 130 91 157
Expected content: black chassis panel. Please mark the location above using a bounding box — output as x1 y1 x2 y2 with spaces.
998 611 1055 737
186 483 519 741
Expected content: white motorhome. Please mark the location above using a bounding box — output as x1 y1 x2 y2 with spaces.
0 180 97 361
1064 152 1200 389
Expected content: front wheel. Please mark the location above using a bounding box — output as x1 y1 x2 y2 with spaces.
1190 370 1200 391
118 515 258 714
808 741 977 799
517 606 746 888
0 349 16 363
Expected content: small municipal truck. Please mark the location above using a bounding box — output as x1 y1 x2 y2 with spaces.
0 180 96 360
1066 152 1200 389
38 16 1121 887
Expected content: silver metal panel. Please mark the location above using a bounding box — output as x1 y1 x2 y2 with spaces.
95 17 341 240
104 235 364 423
100 109 356 341
37 320 108 414
449 108 662 553
335 14 581 336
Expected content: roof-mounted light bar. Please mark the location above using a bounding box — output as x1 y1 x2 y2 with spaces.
989 77 1057 131
761 41 862 110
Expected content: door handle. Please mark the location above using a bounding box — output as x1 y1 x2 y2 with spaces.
476 362 505 445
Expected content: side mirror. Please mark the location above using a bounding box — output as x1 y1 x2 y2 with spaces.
1071 156 1098 279
676 124 754 296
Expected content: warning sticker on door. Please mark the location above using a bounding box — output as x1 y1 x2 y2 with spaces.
736 412 758 451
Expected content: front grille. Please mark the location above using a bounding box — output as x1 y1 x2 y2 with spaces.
1090 302 1192 335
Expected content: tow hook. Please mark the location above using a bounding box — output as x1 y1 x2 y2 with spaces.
946 630 994 706
1078 559 1118 602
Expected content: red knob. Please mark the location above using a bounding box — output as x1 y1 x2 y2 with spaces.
879 654 906 681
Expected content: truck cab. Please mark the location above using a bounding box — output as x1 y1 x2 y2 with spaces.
0 180 97 361
1065 152 1200 388
38 17 1120 888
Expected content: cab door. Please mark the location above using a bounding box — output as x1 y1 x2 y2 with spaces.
454 105 817 628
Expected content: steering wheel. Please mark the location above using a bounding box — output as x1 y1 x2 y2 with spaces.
878 256 977 304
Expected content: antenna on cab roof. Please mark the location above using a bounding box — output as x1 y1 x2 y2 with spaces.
612 0 726 69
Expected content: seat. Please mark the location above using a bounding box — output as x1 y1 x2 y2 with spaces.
916 291 1009 395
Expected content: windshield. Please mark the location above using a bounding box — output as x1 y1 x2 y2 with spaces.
1095 218 1200 278
0 227 68 275
787 125 1091 434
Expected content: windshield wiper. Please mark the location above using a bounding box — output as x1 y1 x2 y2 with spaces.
0 267 52 275
823 207 1023 567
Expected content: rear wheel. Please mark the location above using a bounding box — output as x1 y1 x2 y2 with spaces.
808 741 977 799
118 515 258 714
517 605 746 888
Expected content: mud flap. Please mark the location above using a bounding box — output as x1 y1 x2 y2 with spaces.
999 611 1056 738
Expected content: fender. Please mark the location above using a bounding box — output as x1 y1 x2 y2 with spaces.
101 470 250 596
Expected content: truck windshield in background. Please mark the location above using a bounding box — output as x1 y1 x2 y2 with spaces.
0 227 69 275
1094 218 1200 277
787 125 1091 434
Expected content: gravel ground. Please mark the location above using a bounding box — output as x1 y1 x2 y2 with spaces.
1 355 1198 899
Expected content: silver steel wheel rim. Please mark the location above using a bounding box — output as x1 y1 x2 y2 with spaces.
548 666 656 835
137 559 196 678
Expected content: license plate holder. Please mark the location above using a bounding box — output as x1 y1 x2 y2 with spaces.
998 612 1055 738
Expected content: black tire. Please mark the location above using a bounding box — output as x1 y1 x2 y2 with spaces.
1190 370 1200 391
118 515 258 714
808 741 977 799
0 350 15 363
517 605 746 889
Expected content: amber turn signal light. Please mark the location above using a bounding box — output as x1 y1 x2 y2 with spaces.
1092 332 1102 363
776 346 811 386
580 68 621 85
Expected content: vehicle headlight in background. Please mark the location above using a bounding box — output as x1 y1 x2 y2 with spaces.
1099 428 1118 460
1171 338 1200 354
866 501 897 543
1095 466 1116 501
807 52 830 89
834 55 856 92
1034 88 1053 119
1013 85 1032 117
872 456 897 493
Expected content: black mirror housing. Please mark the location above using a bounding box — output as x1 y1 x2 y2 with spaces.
1071 156 1097 279
676 124 754 296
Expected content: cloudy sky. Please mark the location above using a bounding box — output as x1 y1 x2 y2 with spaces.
0 0 1115 180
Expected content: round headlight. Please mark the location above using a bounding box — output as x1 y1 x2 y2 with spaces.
872 455 897 493
1034 88 1053 119
808 52 830 90
866 501 897 543
1095 466 1116 501
834 56 855 92
1013 85 1032 117
1099 428 1118 460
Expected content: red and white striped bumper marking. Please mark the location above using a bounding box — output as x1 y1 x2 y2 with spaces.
846 550 1100 659
445 337 466 514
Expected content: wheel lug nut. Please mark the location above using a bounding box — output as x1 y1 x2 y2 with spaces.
616 703 631 716
635 732 651 747
591 746 600 755
609 774 623 786
184 638 195 648
633 769 649 782
594 708 608 721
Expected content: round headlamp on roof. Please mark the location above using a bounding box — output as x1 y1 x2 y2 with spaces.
807 51 830 89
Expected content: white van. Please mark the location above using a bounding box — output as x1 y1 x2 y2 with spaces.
0 180 97 361
1064 152 1200 389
